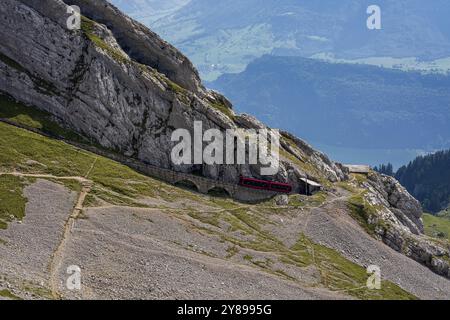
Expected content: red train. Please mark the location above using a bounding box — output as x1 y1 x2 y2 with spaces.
239 176 292 193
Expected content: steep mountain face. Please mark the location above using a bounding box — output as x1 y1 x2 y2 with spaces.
209 55 450 165
1 0 348 189
0 0 449 298
123 0 450 80
396 150 450 214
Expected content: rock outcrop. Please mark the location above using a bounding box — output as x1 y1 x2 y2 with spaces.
356 171 450 278
367 174 423 235
21 0 204 95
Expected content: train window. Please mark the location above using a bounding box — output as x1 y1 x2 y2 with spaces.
243 180 269 188
240 177 291 192
270 184 291 191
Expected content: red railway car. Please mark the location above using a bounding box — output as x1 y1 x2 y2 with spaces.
239 176 292 193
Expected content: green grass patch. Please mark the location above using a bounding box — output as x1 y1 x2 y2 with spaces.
309 239 416 300
81 16 129 64
281 135 301 151
243 254 253 261
83 192 101 207
231 209 266 233
0 117 179 206
47 178 83 193
210 101 234 120
351 173 368 184
20 281 53 299
347 192 382 236
0 94 85 142
150 70 191 105
87 186 147 208
187 210 221 228
0 175 28 229
87 157 160 200
0 122 95 176
209 197 242 210
336 181 359 193
423 213 450 241
0 289 21 300
289 192 327 208
280 235 415 299
166 79 187 95
225 245 239 258
0 121 177 206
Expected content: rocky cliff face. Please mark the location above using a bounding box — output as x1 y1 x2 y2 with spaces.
0 0 448 279
0 0 347 189
354 172 450 278
366 174 423 235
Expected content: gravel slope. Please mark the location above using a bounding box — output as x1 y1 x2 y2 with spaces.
302 192 450 300
57 206 349 300
0 179 77 299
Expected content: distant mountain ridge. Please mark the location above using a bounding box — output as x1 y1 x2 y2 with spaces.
112 0 450 80
107 0 190 23
209 55 450 165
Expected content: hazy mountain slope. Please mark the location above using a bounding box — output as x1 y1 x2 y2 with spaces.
209 56 450 165
108 0 190 23
396 150 450 214
124 0 450 80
